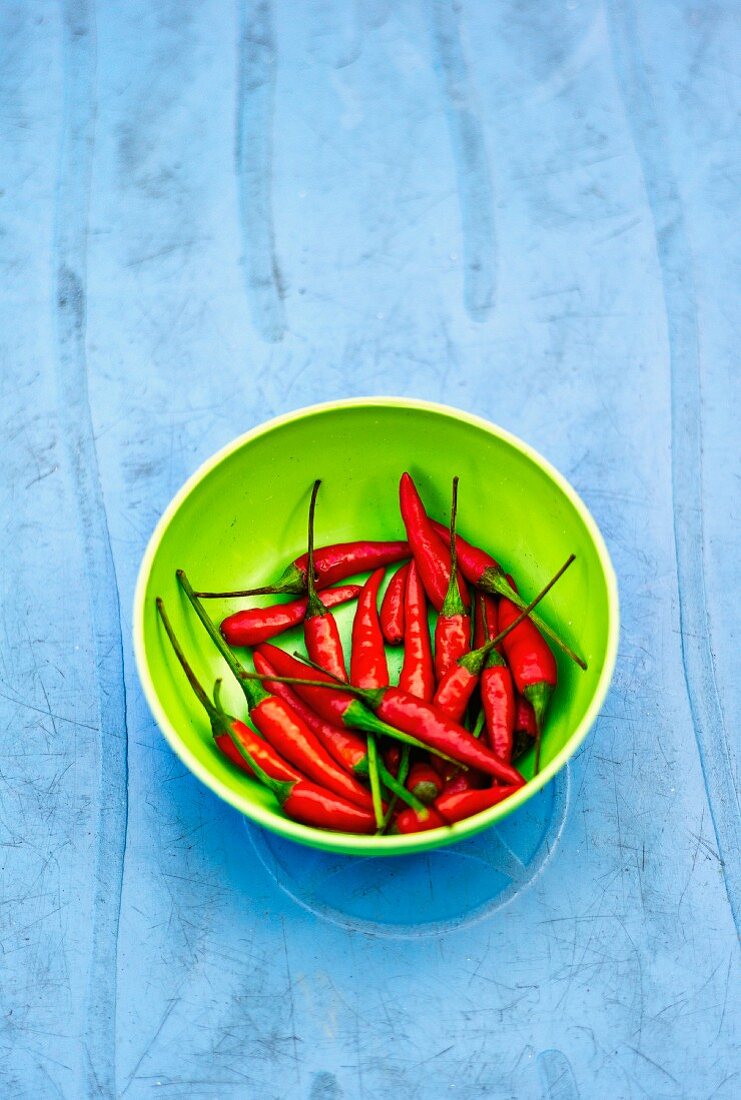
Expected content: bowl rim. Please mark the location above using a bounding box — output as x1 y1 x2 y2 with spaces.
133 397 620 856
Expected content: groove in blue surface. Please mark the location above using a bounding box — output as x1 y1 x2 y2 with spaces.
54 1 129 1093
607 0 740 933
236 0 286 342
429 0 496 322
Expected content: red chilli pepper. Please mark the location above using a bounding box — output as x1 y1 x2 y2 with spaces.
380 561 409 645
434 477 471 680
303 481 349 682
274 782 376 833
253 651 369 776
176 572 373 809
432 656 482 724
481 651 515 764
399 472 469 611
478 593 515 763
393 804 446 834
434 785 521 822
221 585 360 648
441 771 478 796
350 567 389 689
373 689 525 786
515 695 538 738
407 762 444 805
156 597 298 784
399 560 435 701
430 521 585 669
194 541 410 599
497 595 557 771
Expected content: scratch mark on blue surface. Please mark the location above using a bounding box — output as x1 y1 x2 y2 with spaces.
236 0 286 342
429 0 496 322
606 0 740 934
538 1048 581 1100
54 1 128 1094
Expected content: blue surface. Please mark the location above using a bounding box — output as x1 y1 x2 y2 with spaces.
1 1 738 1097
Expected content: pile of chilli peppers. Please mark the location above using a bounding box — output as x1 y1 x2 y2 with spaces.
156 473 586 836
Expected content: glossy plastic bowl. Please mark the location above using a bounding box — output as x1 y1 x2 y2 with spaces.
133 399 618 856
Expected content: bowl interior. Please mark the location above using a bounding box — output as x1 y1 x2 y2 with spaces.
135 401 618 855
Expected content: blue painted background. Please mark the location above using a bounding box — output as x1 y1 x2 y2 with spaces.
1 1 738 1097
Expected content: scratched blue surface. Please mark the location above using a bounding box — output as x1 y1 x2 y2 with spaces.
1 1 739 1097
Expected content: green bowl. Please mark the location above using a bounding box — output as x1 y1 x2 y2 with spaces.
133 399 618 856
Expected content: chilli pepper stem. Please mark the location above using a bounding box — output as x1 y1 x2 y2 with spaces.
440 476 465 617
471 708 486 740
365 733 385 829
478 553 576 658
192 584 281 599
156 598 217 719
483 567 586 669
378 761 427 814
381 746 411 831
176 569 268 707
305 479 325 618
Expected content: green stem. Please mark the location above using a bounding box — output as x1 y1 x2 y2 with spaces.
471 708 486 740
440 475 466 617
343 699 462 765
378 761 426 813
462 553 578 674
156 597 218 721
524 681 554 776
176 569 268 708
192 583 284 599
242 666 375 700
366 734 385 829
305 479 326 619
381 746 412 832
481 564 587 670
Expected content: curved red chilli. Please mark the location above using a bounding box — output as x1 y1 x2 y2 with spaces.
376 688 525 785
430 520 501 583
256 643 353 727
497 597 557 695
481 664 515 764
399 474 469 610
434 785 520 822
304 611 348 682
350 568 389 688
221 584 360 647
282 782 376 834
291 540 409 589
218 719 299 782
398 560 436 701
379 561 409 645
